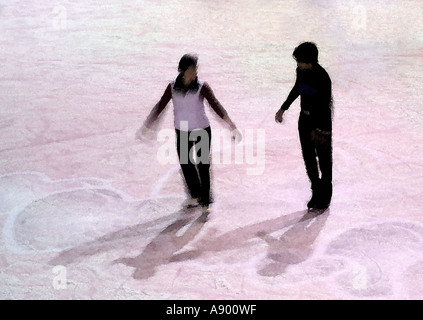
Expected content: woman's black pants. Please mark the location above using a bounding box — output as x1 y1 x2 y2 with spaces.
175 126 212 206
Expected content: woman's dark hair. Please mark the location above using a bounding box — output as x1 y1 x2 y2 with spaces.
174 53 200 93
293 42 319 64
178 54 198 72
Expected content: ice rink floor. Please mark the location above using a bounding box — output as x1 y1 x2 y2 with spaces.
1 0 423 299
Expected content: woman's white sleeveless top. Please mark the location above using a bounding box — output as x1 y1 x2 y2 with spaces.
171 80 210 131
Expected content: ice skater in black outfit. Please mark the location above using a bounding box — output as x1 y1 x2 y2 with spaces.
275 42 333 210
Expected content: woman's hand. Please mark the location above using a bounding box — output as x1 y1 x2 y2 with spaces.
135 125 150 141
231 128 242 143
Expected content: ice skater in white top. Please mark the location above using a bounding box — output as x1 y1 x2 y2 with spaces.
136 54 241 216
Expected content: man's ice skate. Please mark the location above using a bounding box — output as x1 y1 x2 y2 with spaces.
307 205 329 214
307 180 320 210
307 193 319 210
307 180 331 213
307 197 330 214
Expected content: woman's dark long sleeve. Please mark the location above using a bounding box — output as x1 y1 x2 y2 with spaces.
201 82 228 119
144 83 172 127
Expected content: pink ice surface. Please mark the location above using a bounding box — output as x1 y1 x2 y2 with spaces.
1 0 423 299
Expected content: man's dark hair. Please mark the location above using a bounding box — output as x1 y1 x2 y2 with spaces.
293 42 319 64
178 54 198 72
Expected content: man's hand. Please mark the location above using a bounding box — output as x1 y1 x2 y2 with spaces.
275 108 285 123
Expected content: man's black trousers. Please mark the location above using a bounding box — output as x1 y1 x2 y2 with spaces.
298 114 333 205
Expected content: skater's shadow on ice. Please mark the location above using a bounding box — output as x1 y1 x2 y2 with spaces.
49 206 204 269
171 209 329 277
257 210 329 277
50 205 327 280
113 209 207 279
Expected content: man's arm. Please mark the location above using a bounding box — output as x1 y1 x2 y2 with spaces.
313 73 332 133
275 80 299 123
281 80 300 111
